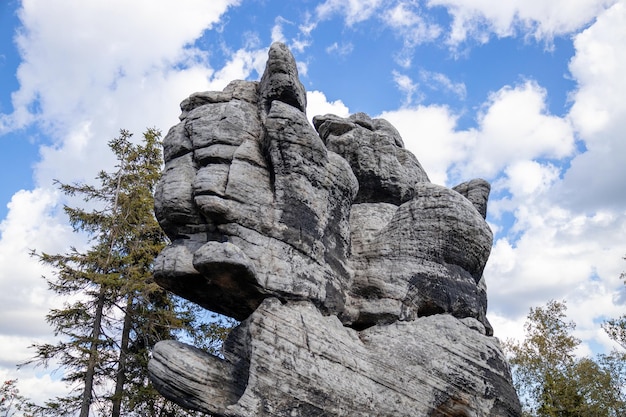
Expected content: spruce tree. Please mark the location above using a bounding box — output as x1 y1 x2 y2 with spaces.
26 129 225 417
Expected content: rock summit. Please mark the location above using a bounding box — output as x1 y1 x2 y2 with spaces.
148 42 521 417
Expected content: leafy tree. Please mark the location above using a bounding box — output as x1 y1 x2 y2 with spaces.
504 300 579 416
1 379 33 417
595 254 626 414
604 317 626 351
603 256 626 351
24 129 229 417
504 300 626 416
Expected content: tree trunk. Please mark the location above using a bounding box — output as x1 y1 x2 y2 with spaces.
112 295 134 417
79 287 106 417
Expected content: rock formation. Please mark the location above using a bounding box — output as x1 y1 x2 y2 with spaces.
148 42 521 417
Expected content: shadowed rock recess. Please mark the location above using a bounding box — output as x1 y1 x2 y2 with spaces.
148 42 521 417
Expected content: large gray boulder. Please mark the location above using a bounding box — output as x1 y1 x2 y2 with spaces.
150 299 519 416
154 46 357 320
149 42 521 417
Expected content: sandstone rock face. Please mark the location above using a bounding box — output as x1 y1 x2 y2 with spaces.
149 42 521 417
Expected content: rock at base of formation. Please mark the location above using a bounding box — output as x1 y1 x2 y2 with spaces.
148 42 521 417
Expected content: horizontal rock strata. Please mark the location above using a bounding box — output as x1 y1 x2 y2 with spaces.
150 299 519 417
148 42 521 417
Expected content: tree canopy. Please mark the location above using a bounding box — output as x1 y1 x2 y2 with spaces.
504 299 626 417
23 129 230 417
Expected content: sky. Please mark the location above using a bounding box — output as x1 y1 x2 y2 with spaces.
0 0 625 408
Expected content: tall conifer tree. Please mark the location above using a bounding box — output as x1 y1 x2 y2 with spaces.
26 129 223 417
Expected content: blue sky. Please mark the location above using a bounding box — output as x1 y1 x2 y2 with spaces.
1 0 625 407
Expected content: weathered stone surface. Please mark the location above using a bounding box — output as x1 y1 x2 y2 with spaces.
344 181 493 331
258 41 307 114
313 112 429 205
153 42 358 321
453 178 491 219
150 299 520 417
149 42 521 416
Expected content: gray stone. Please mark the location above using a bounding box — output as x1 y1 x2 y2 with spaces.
258 42 307 115
344 182 493 331
149 299 520 417
313 112 429 205
153 43 358 321
148 42 521 416
453 178 492 219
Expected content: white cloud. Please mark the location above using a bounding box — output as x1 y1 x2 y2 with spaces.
380 80 574 185
488 312 526 344
392 71 421 106
455 81 575 180
568 1 626 138
0 188 79 402
0 0 246 405
559 1 626 211
419 70 467 99
316 0 385 26
0 366 68 409
485 206 626 350
6 0 239 133
380 105 466 185
384 2 442 40
209 47 268 90
428 0 616 46
271 16 288 44
306 90 350 124
4 1 269 194
385 2 424 28
503 160 560 198
269 16 312 54
482 5 626 354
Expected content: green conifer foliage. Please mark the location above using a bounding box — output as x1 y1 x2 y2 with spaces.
26 129 227 417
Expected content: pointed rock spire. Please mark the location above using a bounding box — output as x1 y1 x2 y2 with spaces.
258 42 307 114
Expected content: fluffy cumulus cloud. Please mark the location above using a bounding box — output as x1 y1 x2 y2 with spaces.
6 0 240 132
2 0 257 193
306 90 350 124
483 3 626 348
0 189 74 344
0 188 80 405
561 0 626 211
380 105 465 185
428 0 617 46
381 80 574 185
0 0 249 403
380 7 626 349
457 81 575 179
486 205 625 351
